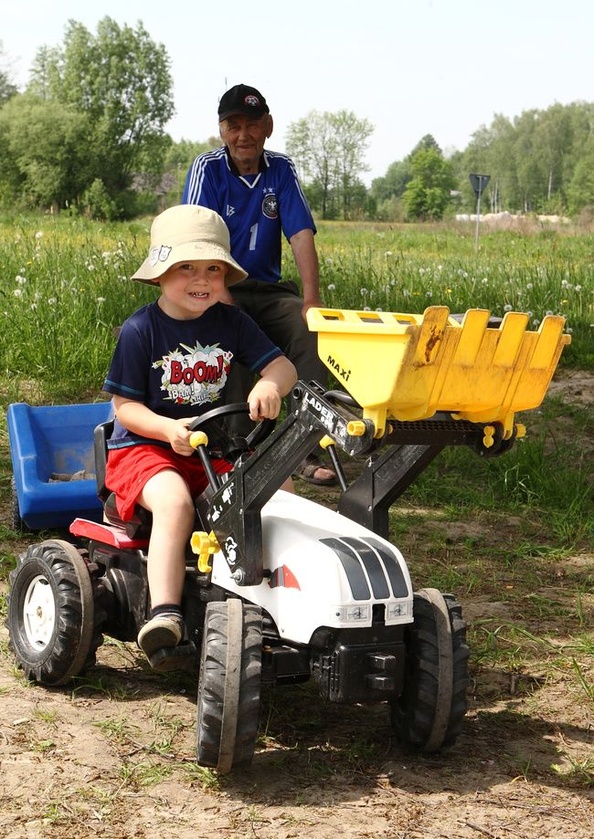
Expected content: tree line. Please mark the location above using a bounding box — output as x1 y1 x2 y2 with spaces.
1 20 593 223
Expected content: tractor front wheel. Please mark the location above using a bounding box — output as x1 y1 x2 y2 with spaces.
391 587 469 752
196 599 262 773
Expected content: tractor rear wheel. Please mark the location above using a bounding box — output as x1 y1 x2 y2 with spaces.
7 540 103 686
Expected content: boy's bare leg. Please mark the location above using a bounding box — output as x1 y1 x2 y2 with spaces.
137 469 195 659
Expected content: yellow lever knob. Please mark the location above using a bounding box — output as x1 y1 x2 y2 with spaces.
190 530 220 573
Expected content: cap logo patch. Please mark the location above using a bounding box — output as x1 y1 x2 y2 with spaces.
148 245 172 267
245 95 260 108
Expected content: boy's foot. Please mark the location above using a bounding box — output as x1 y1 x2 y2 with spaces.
137 614 184 660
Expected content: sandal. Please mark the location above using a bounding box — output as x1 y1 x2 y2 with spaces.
293 455 338 487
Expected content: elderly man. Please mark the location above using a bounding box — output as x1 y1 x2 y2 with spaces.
182 83 337 486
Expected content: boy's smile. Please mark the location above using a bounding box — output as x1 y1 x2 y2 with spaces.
157 261 228 320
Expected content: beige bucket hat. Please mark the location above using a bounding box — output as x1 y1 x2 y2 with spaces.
132 204 247 286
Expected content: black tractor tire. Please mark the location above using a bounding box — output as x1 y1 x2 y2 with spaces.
196 599 262 773
391 587 469 753
7 539 103 686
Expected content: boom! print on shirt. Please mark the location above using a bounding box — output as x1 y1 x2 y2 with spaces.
152 341 232 407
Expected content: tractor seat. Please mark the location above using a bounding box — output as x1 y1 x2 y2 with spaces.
93 420 152 540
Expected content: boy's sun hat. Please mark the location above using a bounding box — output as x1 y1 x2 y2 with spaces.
132 205 248 286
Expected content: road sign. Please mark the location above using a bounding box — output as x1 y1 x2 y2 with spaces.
469 173 490 198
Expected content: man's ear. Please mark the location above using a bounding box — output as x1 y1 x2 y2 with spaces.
266 115 274 139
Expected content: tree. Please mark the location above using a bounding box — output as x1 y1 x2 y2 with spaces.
566 137 594 217
25 17 175 215
286 110 373 219
0 41 18 105
0 93 90 209
402 147 456 221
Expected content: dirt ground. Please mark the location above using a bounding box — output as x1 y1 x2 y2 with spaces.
1 370 593 839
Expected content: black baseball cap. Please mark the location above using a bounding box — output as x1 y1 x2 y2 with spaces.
218 84 269 122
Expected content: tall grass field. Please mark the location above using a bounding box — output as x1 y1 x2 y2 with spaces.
0 212 592 546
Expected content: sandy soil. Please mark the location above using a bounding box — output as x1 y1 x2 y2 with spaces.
1 369 593 838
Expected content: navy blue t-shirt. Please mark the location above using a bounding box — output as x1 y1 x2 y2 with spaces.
103 300 283 448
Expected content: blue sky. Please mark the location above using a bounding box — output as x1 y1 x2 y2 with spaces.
3 0 593 184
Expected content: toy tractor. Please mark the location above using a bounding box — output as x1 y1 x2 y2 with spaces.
5 306 570 773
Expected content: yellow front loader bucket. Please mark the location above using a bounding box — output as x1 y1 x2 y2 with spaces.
307 306 571 438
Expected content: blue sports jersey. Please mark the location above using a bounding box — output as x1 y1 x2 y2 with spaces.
103 300 283 448
182 147 316 284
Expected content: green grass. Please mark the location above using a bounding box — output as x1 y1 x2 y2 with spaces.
0 215 591 403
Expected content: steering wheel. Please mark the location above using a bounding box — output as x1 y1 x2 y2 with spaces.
188 402 276 462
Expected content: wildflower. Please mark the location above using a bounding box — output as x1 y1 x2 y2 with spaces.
385 251 393 257
526 283 533 290
575 285 582 292
96 297 106 304
13 289 23 298
35 231 43 239
426 291 433 298
504 304 512 312
48 297 57 306
15 274 26 284
327 283 336 292
360 287 368 296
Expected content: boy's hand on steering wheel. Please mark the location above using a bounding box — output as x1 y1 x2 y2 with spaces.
247 381 281 421
167 417 198 456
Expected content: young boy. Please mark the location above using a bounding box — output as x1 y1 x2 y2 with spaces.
103 204 297 666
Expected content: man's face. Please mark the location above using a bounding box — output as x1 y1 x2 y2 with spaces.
219 113 272 173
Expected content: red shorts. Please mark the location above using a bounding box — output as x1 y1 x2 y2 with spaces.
105 445 233 521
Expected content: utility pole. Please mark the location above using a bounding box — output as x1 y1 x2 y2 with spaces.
469 173 490 254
